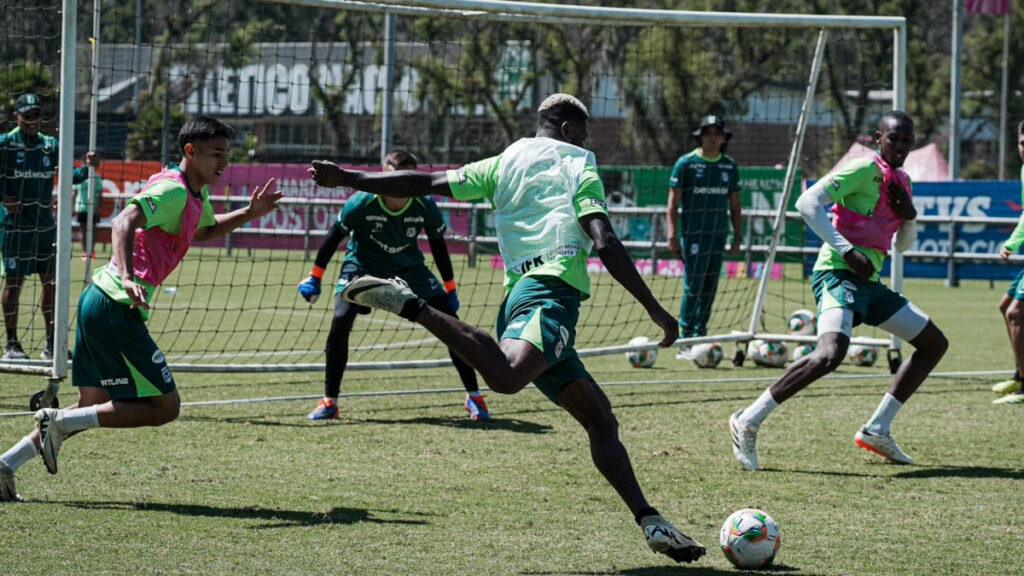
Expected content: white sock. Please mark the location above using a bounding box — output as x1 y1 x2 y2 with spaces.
865 393 902 436
57 405 100 433
1 434 40 472
743 389 779 426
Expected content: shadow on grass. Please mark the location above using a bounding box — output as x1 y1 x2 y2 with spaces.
357 415 554 434
60 500 429 529
178 413 554 434
893 465 1024 480
521 562 808 575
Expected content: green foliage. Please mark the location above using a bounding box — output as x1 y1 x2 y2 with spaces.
125 101 186 161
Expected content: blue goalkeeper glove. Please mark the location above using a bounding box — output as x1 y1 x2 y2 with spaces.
298 275 322 304
447 288 460 312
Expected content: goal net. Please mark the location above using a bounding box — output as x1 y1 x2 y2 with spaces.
2 0 905 377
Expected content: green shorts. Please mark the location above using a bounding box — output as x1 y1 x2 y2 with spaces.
812 269 908 328
334 260 446 301
1 227 57 276
1007 268 1024 301
496 276 593 403
72 283 176 399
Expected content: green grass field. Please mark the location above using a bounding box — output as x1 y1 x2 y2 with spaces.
0 278 1021 575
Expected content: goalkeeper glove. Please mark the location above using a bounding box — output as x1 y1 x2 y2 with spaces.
298 275 322 304
447 288 460 313
443 279 459 312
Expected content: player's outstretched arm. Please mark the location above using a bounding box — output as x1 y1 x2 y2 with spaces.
581 212 678 348
309 160 452 198
194 178 282 243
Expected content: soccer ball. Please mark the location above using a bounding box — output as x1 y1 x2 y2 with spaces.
754 340 788 368
847 344 880 367
625 336 658 368
746 339 765 364
720 508 781 569
790 343 815 362
786 308 817 336
691 342 724 368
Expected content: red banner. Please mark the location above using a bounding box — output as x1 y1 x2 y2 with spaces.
965 0 1010 14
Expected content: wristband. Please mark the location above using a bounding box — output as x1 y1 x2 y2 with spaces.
310 265 326 280
443 279 457 293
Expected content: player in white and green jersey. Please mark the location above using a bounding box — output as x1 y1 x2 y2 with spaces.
0 116 282 502
993 120 1024 403
308 94 707 564
728 111 948 471
666 115 742 348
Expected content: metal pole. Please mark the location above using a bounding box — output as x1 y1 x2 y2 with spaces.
890 22 908 356
380 13 397 164
52 0 78 379
999 12 1010 181
747 29 828 336
84 0 101 280
133 0 142 114
949 0 963 180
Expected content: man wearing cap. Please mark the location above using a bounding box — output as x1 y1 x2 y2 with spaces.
664 114 742 359
0 93 100 360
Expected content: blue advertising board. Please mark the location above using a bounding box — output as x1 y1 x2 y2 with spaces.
805 180 1022 280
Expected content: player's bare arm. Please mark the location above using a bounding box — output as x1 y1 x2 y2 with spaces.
193 178 281 243
110 203 150 310
665 187 682 257
308 160 452 198
581 212 678 348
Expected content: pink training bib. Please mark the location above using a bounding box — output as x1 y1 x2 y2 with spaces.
831 154 911 253
112 169 205 287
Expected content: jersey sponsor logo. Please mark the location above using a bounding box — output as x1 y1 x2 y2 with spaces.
585 198 607 209
507 244 582 275
152 350 165 364
456 170 467 185
161 366 173 384
507 320 526 331
830 177 841 191
99 377 129 388
369 234 411 254
402 215 424 224
365 215 387 222
693 186 730 195
145 197 157 212
12 168 54 179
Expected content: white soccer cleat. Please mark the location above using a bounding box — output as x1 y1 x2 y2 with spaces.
640 514 706 563
340 275 416 315
0 460 21 502
729 410 760 471
854 427 913 465
35 408 67 475
674 346 692 361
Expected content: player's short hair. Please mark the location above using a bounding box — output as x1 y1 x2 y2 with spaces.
537 93 589 129
384 150 418 170
1017 120 1024 135
178 115 235 155
880 110 913 130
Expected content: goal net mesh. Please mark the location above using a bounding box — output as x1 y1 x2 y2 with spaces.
0 0 900 373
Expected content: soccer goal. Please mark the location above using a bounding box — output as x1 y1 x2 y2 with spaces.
3 0 906 380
